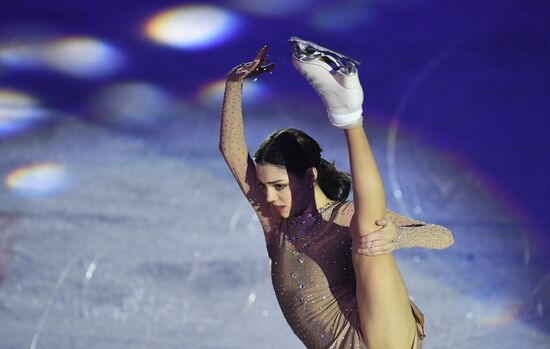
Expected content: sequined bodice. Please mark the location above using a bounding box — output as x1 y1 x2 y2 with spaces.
266 203 367 348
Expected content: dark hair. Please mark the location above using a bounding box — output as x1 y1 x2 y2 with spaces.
253 128 351 202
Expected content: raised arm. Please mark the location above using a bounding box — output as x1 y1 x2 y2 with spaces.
219 46 276 233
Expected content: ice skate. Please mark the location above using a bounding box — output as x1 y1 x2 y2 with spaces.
289 36 364 128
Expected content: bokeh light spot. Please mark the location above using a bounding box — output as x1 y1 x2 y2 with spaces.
43 37 123 78
197 79 268 106
145 4 240 49
0 36 123 78
5 162 70 196
0 89 50 137
90 82 173 126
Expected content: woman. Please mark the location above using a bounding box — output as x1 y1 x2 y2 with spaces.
219 43 453 349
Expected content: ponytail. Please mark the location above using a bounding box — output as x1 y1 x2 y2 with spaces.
317 158 351 202
254 128 351 202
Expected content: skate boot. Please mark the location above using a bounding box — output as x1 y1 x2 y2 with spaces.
289 36 364 128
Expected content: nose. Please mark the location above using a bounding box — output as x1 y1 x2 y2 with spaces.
265 187 277 203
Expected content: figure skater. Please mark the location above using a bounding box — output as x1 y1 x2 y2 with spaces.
219 41 453 349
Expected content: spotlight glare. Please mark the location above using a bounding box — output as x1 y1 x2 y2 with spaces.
145 5 240 49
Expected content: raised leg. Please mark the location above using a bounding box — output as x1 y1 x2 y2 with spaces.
345 126 417 349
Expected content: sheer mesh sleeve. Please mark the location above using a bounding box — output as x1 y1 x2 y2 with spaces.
333 201 454 250
385 209 454 250
219 80 278 234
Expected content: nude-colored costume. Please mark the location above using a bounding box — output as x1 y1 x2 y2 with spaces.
220 80 454 348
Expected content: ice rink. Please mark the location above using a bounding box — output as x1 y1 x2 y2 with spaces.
0 1 549 348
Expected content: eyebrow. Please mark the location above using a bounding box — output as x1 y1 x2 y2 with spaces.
259 179 286 185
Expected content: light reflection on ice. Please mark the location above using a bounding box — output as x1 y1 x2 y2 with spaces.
85 262 97 279
246 289 256 307
5 162 70 196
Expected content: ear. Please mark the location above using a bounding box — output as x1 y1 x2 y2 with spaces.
306 167 318 183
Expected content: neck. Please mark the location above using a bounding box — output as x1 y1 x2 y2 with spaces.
290 183 334 219
313 182 333 211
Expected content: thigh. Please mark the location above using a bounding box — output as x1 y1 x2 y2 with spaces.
352 252 417 347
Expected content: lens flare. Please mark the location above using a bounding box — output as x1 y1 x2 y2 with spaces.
0 89 49 137
0 36 123 78
478 301 523 327
145 5 240 49
5 162 70 196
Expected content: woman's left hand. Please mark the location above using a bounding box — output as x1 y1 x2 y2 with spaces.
227 45 276 82
356 217 399 256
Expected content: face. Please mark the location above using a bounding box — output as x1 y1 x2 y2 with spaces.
256 162 313 218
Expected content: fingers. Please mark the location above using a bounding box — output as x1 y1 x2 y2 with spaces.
358 230 386 243
354 227 396 256
258 62 276 74
246 61 275 79
376 218 387 226
360 220 397 243
249 45 269 71
228 45 274 81
256 45 268 61
356 240 396 256
253 45 276 74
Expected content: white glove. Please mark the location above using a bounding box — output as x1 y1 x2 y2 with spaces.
290 37 364 129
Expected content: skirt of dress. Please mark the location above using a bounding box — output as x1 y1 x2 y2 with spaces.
411 300 426 349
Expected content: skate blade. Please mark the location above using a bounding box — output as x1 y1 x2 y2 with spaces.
289 36 360 75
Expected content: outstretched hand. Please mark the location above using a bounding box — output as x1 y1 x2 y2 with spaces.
227 45 276 82
355 217 400 256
